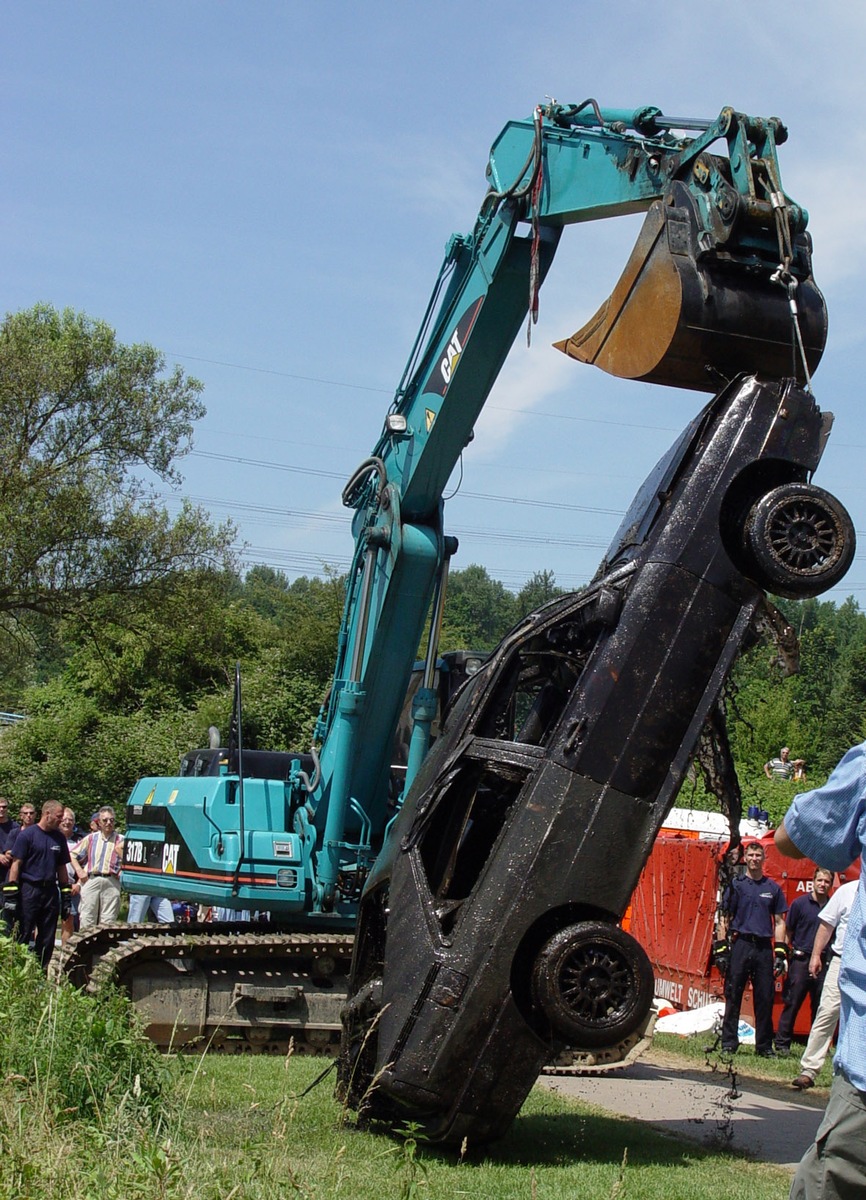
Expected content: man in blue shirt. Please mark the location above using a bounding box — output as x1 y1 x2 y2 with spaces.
0 797 20 934
0 797 20 875
716 841 788 1056
775 866 834 1056
776 741 866 1199
3 800 71 970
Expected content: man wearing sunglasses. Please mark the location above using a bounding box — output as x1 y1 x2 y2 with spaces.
73 806 125 929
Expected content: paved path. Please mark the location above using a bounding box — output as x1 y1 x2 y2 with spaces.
539 1051 827 1170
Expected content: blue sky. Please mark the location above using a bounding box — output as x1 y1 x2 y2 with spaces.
4 2 866 599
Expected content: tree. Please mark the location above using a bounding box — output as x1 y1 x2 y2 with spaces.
441 565 518 650
0 569 345 809
515 569 565 618
0 304 233 634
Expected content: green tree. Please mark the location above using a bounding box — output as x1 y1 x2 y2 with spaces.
0 304 233 638
0 568 344 809
442 564 518 650
515 569 565 618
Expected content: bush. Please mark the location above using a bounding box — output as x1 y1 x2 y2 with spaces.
0 938 177 1125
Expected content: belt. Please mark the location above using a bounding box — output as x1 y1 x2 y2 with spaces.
89 872 119 878
735 933 771 944
22 878 57 888
792 949 809 959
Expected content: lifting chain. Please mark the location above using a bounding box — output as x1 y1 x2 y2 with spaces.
764 173 814 391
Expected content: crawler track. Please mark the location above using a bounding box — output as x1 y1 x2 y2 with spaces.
56 925 354 1054
55 925 652 1070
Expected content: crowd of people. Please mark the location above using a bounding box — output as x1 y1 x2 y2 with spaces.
709 738 866 1198
713 847 856 1093
0 799 180 969
0 798 268 970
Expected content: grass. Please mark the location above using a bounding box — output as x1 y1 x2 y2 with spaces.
0 939 796 1198
0 938 176 1120
654 1031 835 1089
170 1054 793 1199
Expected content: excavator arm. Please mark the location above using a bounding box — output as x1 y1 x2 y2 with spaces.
97 97 834 1066
310 100 825 910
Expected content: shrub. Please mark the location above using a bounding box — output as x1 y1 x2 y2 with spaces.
0 938 177 1126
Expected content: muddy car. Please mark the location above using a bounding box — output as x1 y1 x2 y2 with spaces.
339 373 854 1145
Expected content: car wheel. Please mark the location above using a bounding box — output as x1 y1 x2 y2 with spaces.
531 921 654 1047
743 483 855 599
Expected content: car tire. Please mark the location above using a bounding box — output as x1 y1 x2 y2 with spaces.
743 483 855 599
530 921 654 1047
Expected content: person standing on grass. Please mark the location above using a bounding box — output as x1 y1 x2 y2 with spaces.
74 806 124 928
715 841 788 1057
126 893 175 924
774 867 834 1056
59 807 83 946
3 801 71 969
0 797 20 934
775 740 866 1199
789 878 859 1092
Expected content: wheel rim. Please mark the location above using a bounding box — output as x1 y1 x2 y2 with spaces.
765 497 842 574
558 943 634 1023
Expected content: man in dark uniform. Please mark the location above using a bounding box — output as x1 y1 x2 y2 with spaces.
714 841 788 1056
2 800 71 969
0 797 20 934
774 866 834 1055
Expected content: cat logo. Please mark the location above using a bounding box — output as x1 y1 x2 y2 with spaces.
425 408 436 432
439 329 463 386
144 787 156 806
162 843 180 874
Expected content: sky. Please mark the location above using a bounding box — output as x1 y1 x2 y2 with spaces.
3 2 866 602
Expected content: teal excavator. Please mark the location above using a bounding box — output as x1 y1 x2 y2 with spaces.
60 101 831 1063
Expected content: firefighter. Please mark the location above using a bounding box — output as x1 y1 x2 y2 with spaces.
713 842 788 1057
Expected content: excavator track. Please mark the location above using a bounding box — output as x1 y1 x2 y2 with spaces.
56 925 355 1054
55 925 652 1071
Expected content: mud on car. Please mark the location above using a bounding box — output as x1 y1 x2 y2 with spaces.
338 373 854 1145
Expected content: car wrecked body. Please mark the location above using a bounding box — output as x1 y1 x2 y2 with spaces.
338 372 854 1145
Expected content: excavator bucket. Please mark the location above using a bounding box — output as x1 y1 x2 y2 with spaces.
555 188 828 393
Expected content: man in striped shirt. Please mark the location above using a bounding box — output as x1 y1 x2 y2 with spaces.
74 805 124 928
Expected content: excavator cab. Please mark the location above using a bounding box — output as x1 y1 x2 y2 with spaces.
554 114 827 391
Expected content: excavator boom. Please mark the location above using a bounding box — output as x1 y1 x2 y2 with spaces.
62 100 836 1088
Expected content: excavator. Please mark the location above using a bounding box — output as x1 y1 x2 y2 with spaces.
59 102 851 1118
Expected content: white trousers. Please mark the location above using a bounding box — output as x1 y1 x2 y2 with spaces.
78 874 121 929
800 953 842 1079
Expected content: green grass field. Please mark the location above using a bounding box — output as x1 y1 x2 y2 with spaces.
654 1030 835 1088
0 940 802 1199
167 1053 793 1200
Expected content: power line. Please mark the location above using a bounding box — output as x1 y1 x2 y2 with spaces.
236 546 591 592
168 492 612 549
167 352 392 395
187 451 626 517
168 350 683 434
